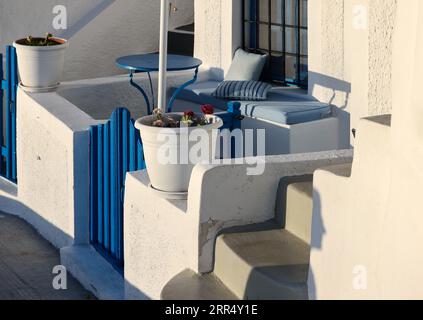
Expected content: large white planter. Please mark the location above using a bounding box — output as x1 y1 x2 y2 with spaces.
135 113 223 195
13 37 68 91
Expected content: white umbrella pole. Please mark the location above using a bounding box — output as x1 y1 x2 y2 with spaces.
158 0 170 112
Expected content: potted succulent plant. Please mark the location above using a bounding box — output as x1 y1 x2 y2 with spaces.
135 105 223 196
13 33 68 91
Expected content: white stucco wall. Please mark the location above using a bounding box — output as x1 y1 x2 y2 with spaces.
0 0 194 81
17 89 97 248
194 0 242 80
309 0 398 145
309 0 423 299
368 0 397 116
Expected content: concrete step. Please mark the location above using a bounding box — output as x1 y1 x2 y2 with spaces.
161 269 238 300
214 229 310 300
161 179 313 300
213 180 313 300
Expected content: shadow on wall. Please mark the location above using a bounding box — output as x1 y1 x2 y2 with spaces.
307 190 325 300
58 0 117 40
309 71 352 148
308 71 351 110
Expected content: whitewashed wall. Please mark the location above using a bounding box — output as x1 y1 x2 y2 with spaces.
0 0 194 81
309 0 423 299
309 0 398 146
194 0 242 80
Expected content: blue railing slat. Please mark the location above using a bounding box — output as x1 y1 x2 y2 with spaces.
110 111 118 257
137 138 143 170
97 125 104 245
0 53 3 179
103 122 111 251
116 109 123 261
129 120 136 172
119 109 129 261
5 47 12 180
122 109 129 180
10 47 17 181
89 127 98 243
10 48 17 102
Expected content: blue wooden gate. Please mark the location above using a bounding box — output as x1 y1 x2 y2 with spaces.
89 103 241 272
89 108 145 271
0 46 18 183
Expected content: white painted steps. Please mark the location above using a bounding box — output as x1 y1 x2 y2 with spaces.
162 178 317 300
214 228 310 300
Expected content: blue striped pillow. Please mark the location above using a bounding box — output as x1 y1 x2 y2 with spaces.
212 81 272 101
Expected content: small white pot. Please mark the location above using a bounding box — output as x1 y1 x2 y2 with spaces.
135 113 223 193
13 37 68 91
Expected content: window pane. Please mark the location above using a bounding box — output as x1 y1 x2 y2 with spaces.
285 27 298 54
259 24 269 50
245 0 257 21
300 0 308 27
285 55 297 81
259 0 269 22
244 22 252 48
271 25 283 51
271 0 283 24
299 57 308 84
268 53 285 81
301 28 307 55
285 0 298 26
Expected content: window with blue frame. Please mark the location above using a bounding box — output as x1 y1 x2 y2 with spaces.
242 0 308 88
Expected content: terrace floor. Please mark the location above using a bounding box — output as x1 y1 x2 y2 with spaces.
0 212 95 300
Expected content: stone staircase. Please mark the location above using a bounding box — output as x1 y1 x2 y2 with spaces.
161 177 321 300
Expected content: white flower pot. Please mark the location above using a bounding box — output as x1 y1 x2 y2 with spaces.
135 113 223 194
13 37 68 91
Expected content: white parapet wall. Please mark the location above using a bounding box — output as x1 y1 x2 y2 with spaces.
16 89 98 248
124 149 353 300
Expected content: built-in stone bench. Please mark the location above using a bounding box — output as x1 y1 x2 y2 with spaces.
171 81 343 155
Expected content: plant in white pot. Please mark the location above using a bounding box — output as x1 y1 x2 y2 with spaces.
135 105 223 198
13 33 68 92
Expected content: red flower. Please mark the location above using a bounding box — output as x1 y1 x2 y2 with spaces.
184 110 195 118
201 104 214 115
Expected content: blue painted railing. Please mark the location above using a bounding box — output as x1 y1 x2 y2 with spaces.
216 101 242 131
0 46 18 183
89 108 145 271
89 103 241 271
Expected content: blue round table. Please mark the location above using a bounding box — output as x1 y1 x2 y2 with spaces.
116 54 202 115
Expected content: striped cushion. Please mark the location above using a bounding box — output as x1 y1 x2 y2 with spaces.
212 81 272 101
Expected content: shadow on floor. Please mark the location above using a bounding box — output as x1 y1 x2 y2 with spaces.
0 212 95 300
